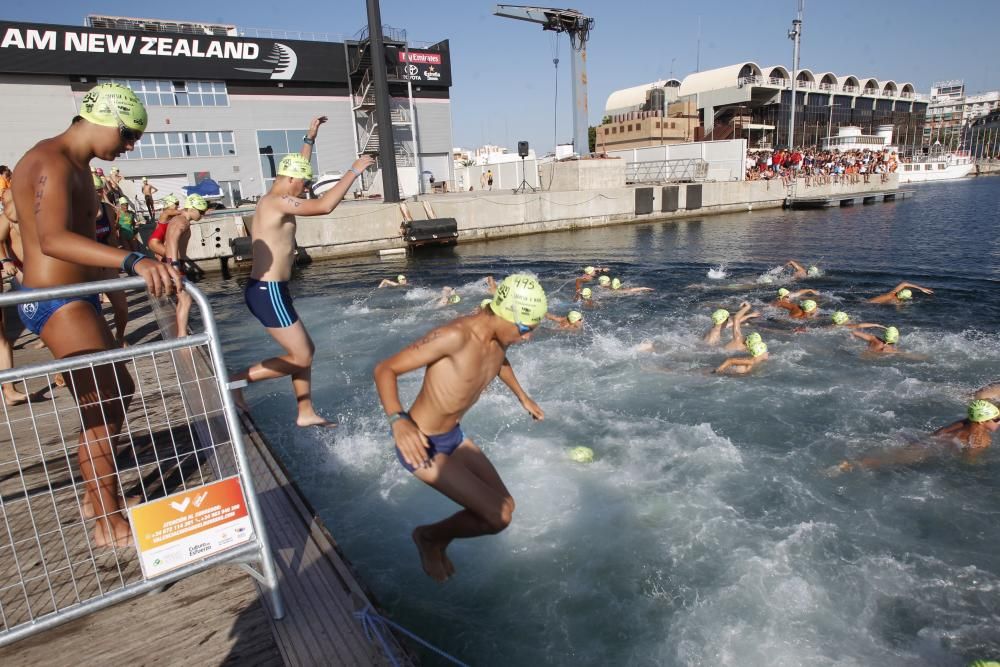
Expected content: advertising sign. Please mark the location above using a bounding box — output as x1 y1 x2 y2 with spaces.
129 476 254 578
0 21 347 83
397 46 452 86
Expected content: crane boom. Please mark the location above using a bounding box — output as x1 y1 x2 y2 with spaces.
494 4 594 157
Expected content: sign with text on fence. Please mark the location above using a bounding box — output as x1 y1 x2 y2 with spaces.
129 476 254 578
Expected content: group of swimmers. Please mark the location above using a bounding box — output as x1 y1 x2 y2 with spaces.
695 260 997 472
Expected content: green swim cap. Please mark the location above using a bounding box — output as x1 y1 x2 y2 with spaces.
185 194 209 211
598 275 611 286
711 309 729 325
480 298 492 309
448 293 461 304
568 446 594 463
777 288 790 299
611 278 622 290
583 266 596 276
747 339 768 357
581 287 593 299
831 311 850 325
800 299 818 313
745 332 762 347
79 83 148 132
397 274 406 283
163 194 179 205
490 274 548 326
277 154 314 180
117 196 129 205
968 400 1000 423
807 266 820 277
882 326 899 344
969 661 1000 667
567 310 583 324
896 288 913 300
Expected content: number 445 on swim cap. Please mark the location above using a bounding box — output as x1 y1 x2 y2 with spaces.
490 274 547 326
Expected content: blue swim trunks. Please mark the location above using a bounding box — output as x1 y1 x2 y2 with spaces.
16 285 102 336
394 419 466 473
244 279 299 329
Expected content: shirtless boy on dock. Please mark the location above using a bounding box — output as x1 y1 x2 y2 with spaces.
12 83 180 547
374 274 547 581
230 117 373 426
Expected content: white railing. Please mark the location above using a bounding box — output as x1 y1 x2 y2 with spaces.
626 158 709 184
768 77 789 87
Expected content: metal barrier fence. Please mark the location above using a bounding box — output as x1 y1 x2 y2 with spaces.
625 158 709 184
0 277 283 646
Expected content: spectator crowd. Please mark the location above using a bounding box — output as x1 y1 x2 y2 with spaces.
745 147 899 186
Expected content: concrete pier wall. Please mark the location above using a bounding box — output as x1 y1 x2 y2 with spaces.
183 175 899 270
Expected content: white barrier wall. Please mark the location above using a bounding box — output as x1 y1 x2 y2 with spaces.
454 160 540 192
608 139 748 181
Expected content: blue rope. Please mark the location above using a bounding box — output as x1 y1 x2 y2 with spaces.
353 604 470 667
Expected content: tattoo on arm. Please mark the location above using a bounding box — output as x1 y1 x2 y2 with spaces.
33 175 47 217
281 195 301 208
409 330 442 351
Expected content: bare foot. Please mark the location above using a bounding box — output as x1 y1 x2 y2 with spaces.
412 527 450 582
93 518 134 549
4 389 27 406
297 413 337 428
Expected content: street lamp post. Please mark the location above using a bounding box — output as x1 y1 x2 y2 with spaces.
787 2 802 150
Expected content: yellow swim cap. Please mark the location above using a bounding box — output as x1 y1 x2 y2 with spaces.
711 309 729 325
490 274 548 326
583 266 596 276
777 288 790 299
117 196 129 205
747 339 768 357
968 400 1000 423
581 287 593 299
79 83 148 132
568 446 594 463
745 332 762 347
397 274 407 283
277 154 314 180
882 326 899 344
185 194 209 211
480 298 493 310
598 275 611 286
448 293 461 304
831 311 849 325
800 299 817 313
611 278 622 290
896 289 912 300
567 310 583 324
807 266 820 277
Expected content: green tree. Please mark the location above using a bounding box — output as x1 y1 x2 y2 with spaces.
588 125 596 153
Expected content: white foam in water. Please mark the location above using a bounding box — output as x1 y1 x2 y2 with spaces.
216 211 1000 665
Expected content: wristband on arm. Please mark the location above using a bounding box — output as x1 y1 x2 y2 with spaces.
302 136 315 146
121 251 149 276
349 167 363 177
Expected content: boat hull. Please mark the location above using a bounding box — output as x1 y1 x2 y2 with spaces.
898 161 974 183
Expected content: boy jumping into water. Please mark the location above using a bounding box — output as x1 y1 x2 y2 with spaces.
374 274 547 582
12 83 181 547
868 281 933 305
231 117 373 426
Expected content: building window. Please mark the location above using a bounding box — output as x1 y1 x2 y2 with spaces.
611 127 617 134
604 128 609 135
655 122 660 128
121 131 236 160
670 122 676 129
257 129 319 191
99 78 229 107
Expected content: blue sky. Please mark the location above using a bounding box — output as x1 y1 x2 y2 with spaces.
9 1 1000 154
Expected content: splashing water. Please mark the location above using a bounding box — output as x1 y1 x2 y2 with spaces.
708 263 728 280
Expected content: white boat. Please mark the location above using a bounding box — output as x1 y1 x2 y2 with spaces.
822 126 974 184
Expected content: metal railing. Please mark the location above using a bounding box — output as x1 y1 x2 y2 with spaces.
0 277 282 646
626 158 709 184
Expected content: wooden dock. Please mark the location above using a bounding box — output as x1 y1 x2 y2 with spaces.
0 290 409 666
784 188 914 209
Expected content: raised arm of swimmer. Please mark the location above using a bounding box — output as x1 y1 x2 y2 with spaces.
373 326 466 469
299 116 326 162
497 358 544 420
29 160 180 296
272 155 374 216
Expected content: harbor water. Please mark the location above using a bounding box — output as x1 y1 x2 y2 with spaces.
204 177 1000 665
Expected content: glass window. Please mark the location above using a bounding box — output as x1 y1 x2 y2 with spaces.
168 144 184 159
209 143 223 157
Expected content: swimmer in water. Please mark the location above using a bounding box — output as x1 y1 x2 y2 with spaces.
723 302 761 352
786 260 820 279
772 287 819 307
608 277 654 295
575 285 598 308
703 308 730 346
867 281 934 305
544 310 583 330
850 324 899 355
373 274 547 582
434 287 462 308
378 274 408 288
776 296 819 320
714 334 769 375
579 265 610 281
832 400 1000 473
485 275 498 295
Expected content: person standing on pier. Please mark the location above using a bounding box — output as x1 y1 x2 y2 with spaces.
374 274 547 582
141 177 157 221
11 82 181 547
230 116 373 426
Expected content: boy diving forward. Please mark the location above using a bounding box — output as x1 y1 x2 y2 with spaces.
374 274 547 582
230 117 373 426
